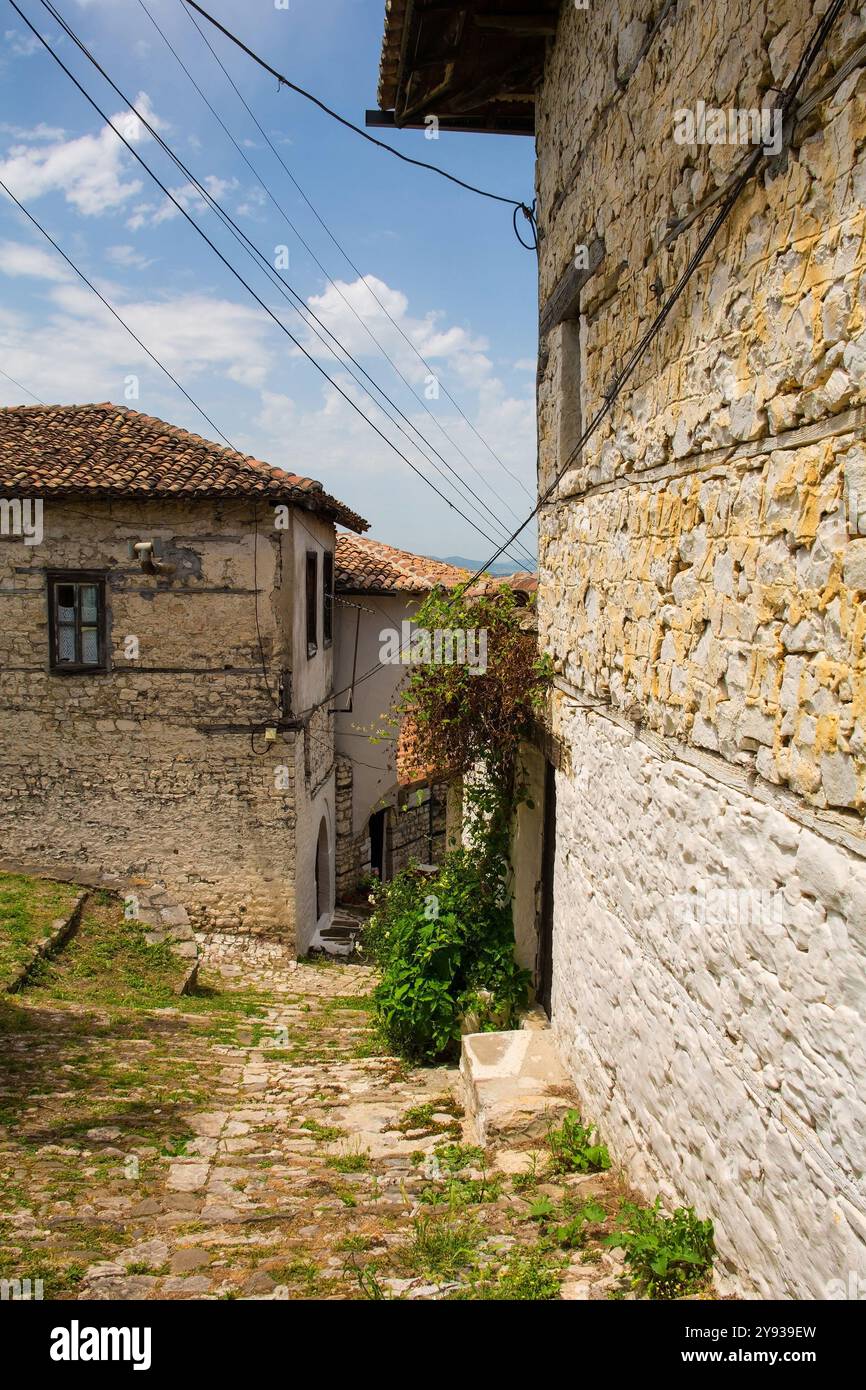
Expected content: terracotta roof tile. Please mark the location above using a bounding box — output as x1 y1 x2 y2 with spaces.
336 533 537 598
0 402 367 531
335 534 469 593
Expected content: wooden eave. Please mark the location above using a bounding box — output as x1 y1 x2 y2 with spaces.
371 0 560 137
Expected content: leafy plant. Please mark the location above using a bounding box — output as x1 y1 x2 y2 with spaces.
326 1151 370 1173
547 1110 611 1175
526 1195 556 1221
367 850 529 1061
395 583 550 792
604 1198 715 1299
554 1199 606 1249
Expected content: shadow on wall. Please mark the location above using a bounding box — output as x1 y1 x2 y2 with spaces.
314 814 333 931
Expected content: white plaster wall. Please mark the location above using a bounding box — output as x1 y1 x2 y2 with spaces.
334 591 418 835
550 696 866 1299
285 509 334 716
293 770 335 956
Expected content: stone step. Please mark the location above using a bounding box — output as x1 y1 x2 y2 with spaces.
460 1028 577 1145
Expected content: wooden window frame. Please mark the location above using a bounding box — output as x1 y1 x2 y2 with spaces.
47 571 108 675
322 550 334 649
305 550 318 659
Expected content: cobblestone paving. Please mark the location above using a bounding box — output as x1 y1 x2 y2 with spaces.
0 954 627 1300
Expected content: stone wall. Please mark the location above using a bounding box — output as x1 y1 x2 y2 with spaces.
0 497 335 949
388 785 447 876
535 0 866 1294
334 754 356 898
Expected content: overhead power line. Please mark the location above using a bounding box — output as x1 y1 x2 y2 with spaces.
33 0 534 569
173 0 537 523
0 364 45 403
130 0 536 567
181 0 533 221
0 177 236 447
13 0 533 569
176 0 539 489
301 0 847 715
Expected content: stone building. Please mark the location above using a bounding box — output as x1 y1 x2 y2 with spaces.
332 534 467 896
0 402 366 956
373 0 866 1296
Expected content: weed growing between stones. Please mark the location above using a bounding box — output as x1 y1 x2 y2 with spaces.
603 1198 715 1299
546 1110 611 1175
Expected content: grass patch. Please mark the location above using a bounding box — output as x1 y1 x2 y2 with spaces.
300 1118 346 1143
24 897 187 1009
397 1215 481 1281
0 873 81 986
484 1248 563 1300
326 1152 370 1173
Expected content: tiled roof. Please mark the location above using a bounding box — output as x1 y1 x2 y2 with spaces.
336 533 537 599
335 534 470 593
0 403 367 531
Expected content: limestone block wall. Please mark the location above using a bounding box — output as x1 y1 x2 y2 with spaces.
534 0 866 1295
550 693 866 1299
0 496 326 945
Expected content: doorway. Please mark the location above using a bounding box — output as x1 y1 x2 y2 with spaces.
315 817 331 920
369 808 387 881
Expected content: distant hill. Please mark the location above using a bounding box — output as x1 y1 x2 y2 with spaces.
437 554 529 576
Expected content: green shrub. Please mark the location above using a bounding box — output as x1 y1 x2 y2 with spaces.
604 1198 715 1298
365 850 530 1062
547 1110 611 1174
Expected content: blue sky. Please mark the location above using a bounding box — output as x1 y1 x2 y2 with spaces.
0 0 538 565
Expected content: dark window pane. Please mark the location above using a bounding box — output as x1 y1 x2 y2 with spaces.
50 575 105 672
323 552 334 645
57 586 76 621
306 552 318 655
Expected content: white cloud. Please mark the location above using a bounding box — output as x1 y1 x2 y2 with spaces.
0 122 67 142
126 175 238 230
4 29 42 59
0 255 536 552
0 95 163 216
304 274 491 391
105 244 154 271
0 239 70 282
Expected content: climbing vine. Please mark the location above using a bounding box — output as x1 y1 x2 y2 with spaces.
363 584 552 1061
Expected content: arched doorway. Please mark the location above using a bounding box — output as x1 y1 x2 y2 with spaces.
315 816 331 922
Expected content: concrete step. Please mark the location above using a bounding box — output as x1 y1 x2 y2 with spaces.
460 1028 577 1145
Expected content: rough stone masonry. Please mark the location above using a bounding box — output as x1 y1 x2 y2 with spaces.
0 491 337 951
535 0 866 1297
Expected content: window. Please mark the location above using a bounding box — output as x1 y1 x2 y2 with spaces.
305 551 318 658
48 573 106 673
323 550 334 648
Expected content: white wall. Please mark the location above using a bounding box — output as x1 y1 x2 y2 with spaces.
334 591 419 838
284 510 337 953
550 695 866 1299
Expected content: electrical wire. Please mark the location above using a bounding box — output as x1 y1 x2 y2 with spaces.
298 0 848 716
181 0 531 216
33 0 535 568
161 0 537 538
0 177 236 448
14 0 534 570
178 0 537 504
0 365 45 403
128 0 536 566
